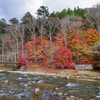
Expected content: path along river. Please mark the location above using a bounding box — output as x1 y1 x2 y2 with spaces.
0 71 100 100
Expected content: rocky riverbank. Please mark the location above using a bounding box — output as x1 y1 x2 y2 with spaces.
0 69 100 100
0 69 100 82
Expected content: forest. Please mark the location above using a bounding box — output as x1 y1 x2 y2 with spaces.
0 3 100 70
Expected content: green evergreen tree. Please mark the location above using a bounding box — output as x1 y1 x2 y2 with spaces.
0 18 7 34
50 11 57 18
66 8 73 15
9 17 19 24
21 12 33 24
36 6 49 17
74 6 86 18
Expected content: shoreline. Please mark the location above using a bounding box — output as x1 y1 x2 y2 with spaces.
0 69 100 82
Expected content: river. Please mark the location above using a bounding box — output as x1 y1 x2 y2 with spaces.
0 71 100 100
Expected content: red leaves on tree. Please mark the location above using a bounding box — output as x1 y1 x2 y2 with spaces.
54 45 74 68
19 53 32 67
19 56 26 66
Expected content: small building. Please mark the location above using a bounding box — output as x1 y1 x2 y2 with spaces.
74 64 93 70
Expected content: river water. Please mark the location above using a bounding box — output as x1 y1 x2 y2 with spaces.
0 71 100 100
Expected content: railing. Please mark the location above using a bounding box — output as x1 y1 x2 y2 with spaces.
0 60 19 64
0 52 20 68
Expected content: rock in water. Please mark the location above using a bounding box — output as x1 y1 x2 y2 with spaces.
55 88 59 90
57 92 63 96
17 77 22 80
52 76 57 78
64 93 67 96
96 95 100 99
65 76 69 79
35 88 40 93
24 84 28 87
2 70 8 72
5 80 8 83
37 80 44 83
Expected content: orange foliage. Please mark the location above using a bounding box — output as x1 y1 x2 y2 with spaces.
83 28 99 46
81 57 92 64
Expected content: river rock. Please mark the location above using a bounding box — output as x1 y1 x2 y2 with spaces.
64 93 68 96
49 78 53 80
98 92 100 95
42 93 49 100
66 97 70 100
24 84 28 87
35 88 40 93
70 95 74 98
97 76 100 79
57 92 63 96
0 90 3 93
46 76 49 78
27 81 33 85
82 76 87 78
37 80 44 83
61 76 63 78
17 77 22 80
66 83 76 87
52 76 57 78
55 88 59 90
27 78 32 80
0 77 7 80
19 82 24 86
9 91 14 95
19 93 26 97
5 80 8 83
96 95 100 99
51 91 57 96
0 73 5 75
76 76 79 78
14 93 26 98
24 74 27 76
0 92 9 96
2 70 8 72
65 76 69 79
32 81 36 83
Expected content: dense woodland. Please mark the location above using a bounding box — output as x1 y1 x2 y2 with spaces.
0 3 100 70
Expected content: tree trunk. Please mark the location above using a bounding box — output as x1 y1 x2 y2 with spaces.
64 32 67 47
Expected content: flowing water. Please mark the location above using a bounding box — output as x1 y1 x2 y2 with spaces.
0 71 100 100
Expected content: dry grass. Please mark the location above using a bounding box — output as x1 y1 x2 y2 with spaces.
31 65 100 78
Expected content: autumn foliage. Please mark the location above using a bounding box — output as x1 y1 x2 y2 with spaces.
18 28 100 69
54 45 74 67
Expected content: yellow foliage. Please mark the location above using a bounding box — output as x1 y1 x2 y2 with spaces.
83 28 99 46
